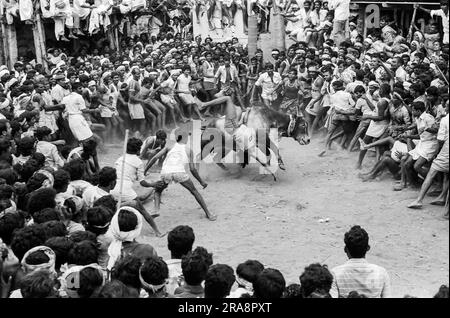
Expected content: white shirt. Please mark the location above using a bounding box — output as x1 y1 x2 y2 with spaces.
82 185 109 208
51 84 70 103
161 143 189 174
255 72 282 100
36 140 65 170
330 90 355 111
328 0 350 21
62 92 86 115
330 258 391 298
114 154 145 183
416 112 437 143
215 65 239 84
395 66 408 83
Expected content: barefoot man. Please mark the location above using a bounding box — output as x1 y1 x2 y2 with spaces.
146 130 217 221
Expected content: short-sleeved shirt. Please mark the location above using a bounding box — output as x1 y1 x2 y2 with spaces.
82 185 109 208
62 93 86 115
355 98 373 116
330 258 391 298
330 90 355 112
416 112 437 142
255 72 282 100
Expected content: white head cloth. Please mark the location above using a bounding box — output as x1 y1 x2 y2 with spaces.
106 206 143 271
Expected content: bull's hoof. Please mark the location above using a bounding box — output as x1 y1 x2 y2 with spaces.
278 162 286 171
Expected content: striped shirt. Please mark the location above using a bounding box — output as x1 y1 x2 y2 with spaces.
330 258 391 298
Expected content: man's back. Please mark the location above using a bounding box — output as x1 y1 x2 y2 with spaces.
330 258 391 298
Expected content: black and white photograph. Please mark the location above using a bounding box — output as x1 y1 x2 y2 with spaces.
0 0 448 303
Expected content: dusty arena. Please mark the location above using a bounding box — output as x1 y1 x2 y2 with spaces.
100 134 449 298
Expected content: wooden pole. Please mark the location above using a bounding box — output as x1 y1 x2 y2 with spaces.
117 129 130 208
407 7 417 43
114 27 120 53
6 24 18 68
0 21 7 66
35 13 48 72
247 0 258 60
33 22 43 67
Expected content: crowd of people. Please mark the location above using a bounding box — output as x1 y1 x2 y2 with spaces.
0 0 448 298
250 0 449 214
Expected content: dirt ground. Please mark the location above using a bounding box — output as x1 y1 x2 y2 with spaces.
99 132 449 298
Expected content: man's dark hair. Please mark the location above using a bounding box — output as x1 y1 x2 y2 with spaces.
35 127 52 141
78 267 103 298
168 225 195 259
111 255 142 291
63 159 85 181
299 263 333 298
67 240 99 265
17 137 36 157
118 209 138 232
98 167 117 188
181 246 213 286
86 206 112 236
126 138 143 155
140 257 169 289
69 231 97 243
344 225 370 258
354 85 366 94
40 221 68 239
53 169 70 192
283 283 303 298
355 70 365 81
412 101 426 113
0 212 25 245
33 208 60 224
347 290 368 298
96 280 137 298
93 195 117 216
10 224 47 261
204 264 236 298
253 268 286 298
44 236 74 271
236 260 265 284
20 269 57 298
434 285 449 298
27 188 57 216
72 82 83 91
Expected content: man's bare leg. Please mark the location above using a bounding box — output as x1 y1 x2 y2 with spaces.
198 95 237 120
361 136 396 150
408 168 439 209
430 173 449 206
131 199 165 237
180 179 217 220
